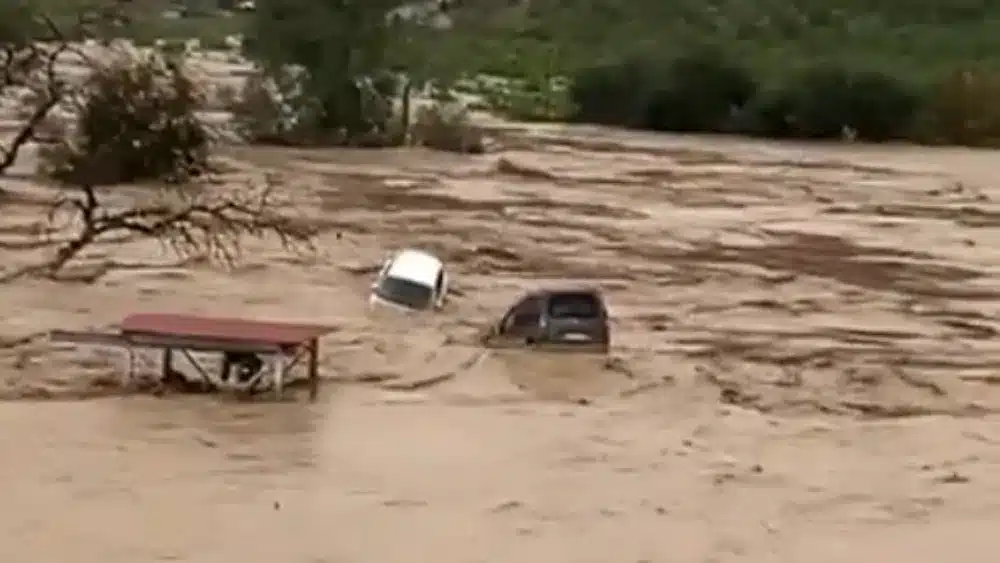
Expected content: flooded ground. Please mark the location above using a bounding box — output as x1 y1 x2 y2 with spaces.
5 394 1000 562
2 58 1000 559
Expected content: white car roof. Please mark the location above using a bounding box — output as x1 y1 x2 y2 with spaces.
385 249 443 287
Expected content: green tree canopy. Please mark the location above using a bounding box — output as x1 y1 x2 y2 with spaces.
244 0 409 137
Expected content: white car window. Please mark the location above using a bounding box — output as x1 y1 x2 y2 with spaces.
373 276 434 310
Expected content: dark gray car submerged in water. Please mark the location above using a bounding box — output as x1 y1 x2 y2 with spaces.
481 288 611 354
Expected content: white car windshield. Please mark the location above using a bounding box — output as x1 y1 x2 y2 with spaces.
373 276 434 310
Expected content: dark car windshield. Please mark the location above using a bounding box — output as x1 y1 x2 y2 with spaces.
374 276 434 310
547 292 602 319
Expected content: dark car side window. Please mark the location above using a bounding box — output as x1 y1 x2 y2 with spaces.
502 296 541 332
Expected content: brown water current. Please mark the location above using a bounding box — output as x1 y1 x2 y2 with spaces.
2 111 1000 561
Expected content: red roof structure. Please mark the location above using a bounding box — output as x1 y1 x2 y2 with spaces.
50 312 338 399
120 313 335 346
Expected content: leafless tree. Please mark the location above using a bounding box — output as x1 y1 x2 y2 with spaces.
0 169 316 283
0 6 319 283
0 15 80 175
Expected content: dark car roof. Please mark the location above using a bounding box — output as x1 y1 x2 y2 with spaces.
526 287 604 298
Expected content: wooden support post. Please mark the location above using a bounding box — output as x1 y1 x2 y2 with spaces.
124 347 135 386
308 339 319 401
274 354 286 400
161 348 173 382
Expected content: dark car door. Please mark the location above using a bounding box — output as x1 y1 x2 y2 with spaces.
494 294 542 347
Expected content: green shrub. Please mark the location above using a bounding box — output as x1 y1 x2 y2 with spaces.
739 63 920 141
917 69 1000 147
244 0 399 144
479 77 573 122
567 51 917 142
644 49 757 133
228 66 320 146
40 47 210 185
553 43 1000 148
567 55 663 127
410 102 487 154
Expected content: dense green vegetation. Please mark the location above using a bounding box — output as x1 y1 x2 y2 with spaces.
21 0 1000 146
439 0 1000 145
440 0 1000 80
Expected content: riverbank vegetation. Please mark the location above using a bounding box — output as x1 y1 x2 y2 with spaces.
18 0 1000 147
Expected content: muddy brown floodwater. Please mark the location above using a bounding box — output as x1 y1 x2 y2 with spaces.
3 121 1000 562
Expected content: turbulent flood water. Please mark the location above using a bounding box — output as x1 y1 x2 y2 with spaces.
2 121 1000 561
3 394 1000 563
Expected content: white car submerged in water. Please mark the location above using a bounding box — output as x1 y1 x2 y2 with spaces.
369 248 448 313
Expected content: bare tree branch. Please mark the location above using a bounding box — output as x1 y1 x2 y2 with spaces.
0 4 322 285
0 12 90 176
0 45 69 172
10 174 317 282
